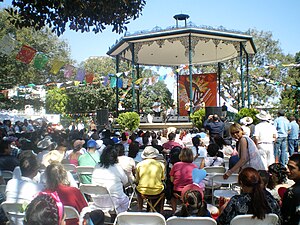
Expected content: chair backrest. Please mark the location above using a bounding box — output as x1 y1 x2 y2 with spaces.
1 201 25 225
0 184 6 194
64 206 80 220
63 164 77 172
79 184 117 213
203 166 226 174
76 166 94 175
2 170 13 183
230 213 279 225
166 216 217 225
211 173 238 185
114 212 166 225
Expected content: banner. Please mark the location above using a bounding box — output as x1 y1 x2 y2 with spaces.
179 73 217 116
16 45 37 64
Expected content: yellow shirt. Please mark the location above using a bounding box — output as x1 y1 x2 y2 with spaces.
136 159 165 195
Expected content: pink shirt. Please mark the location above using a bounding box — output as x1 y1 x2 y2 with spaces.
170 162 197 192
162 140 182 150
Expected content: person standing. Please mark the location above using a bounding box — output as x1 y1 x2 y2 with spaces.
152 98 161 117
185 99 194 117
273 110 291 165
281 153 300 225
221 102 228 118
204 114 225 143
288 116 299 156
253 111 277 168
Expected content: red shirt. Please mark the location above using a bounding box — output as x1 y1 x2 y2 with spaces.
170 162 197 192
162 140 182 150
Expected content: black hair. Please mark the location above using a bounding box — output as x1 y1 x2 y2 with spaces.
19 151 39 178
267 163 287 189
115 143 125 156
207 143 220 157
289 153 300 169
168 132 176 141
192 136 200 154
0 140 10 154
83 209 105 225
100 145 118 168
24 194 60 225
128 141 139 158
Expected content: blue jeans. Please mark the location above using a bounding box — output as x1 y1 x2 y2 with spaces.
274 137 287 165
288 139 298 156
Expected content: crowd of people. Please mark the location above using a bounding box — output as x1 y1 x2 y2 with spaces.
0 108 299 225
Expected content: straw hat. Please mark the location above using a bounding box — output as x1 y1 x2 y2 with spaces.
42 150 65 167
141 146 159 159
37 138 57 150
256 110 271 121
73 139 85 149
240 117 253 125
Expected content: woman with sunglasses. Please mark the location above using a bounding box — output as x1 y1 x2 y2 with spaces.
223 123 265 179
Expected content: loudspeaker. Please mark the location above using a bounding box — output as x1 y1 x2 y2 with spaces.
166 116 178 122
96 109 109 129
152 117 163 123
205 106 222 119
178 116 189 122
140 116 148 123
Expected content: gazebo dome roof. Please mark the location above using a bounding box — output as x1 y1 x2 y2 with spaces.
107 24 256 66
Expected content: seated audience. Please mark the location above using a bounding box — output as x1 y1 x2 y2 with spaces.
92 145 129 213
6 151 43 203
174 189 211 217
162 132 182 154
81 209 105 225
0 139 19 171
24 193 65 225
44 162 88 225
116 143 135 184
170 147 198 212
200 143 224 168
191 136 207 167
217 167 281 225
66 139 85 166
78 139 100 184
136 146 165 213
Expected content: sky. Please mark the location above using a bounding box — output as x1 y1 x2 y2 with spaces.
55 0 300 64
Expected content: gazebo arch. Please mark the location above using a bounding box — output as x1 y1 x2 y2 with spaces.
107 16 256 115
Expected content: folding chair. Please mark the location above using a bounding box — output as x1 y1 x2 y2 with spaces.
2 170 13 183
230 213 279 225
203 166 226 174
64 206 80 220
1 201 25 225
79 184 118 214
211 173 239 205
166 216 217 225
203 166 226 202
113 212 166 225
137 191 165 213
63 164 77 173
76 166 94 184
0 184 6 195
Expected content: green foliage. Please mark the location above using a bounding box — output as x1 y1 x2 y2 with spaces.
46 87 68 114
6 0 146 36
236 108 259 124
116 112 140 132
190 109 205 129
0 9 72 91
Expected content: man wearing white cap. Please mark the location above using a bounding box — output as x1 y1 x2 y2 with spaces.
253 111 278 168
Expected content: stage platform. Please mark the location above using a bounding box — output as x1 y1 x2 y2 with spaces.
113 122 194 130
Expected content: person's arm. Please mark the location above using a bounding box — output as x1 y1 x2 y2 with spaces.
223 137 248 179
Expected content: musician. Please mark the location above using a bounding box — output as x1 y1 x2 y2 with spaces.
185 100 194 116
152 98 161 117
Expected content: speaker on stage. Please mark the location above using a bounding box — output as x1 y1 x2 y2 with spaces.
205 106 222 119
96 109 109 129
152 117 163 123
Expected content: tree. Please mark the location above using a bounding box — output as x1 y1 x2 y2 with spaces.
46 87 68 114
6 0 146 36
219 29 294 109
0 9 72 90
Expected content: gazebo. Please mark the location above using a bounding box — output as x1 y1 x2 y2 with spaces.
107 14 256 115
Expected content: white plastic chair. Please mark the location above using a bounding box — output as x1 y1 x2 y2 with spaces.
0 184 6 194
211 173 239 204
79 184 118 214
113 212 166 225
203 166 226 174
64 205 80 220
230 213 279 225
76 166 94 184
63 164 77 172
1 201 25 225
166 216 217 225
2 170 13 183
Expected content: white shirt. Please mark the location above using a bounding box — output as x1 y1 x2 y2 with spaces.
152 101 161 113
6 176 44 203
254 121 278 143
117 156 136 183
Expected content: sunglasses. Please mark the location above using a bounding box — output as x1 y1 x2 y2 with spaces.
231 131 240 135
